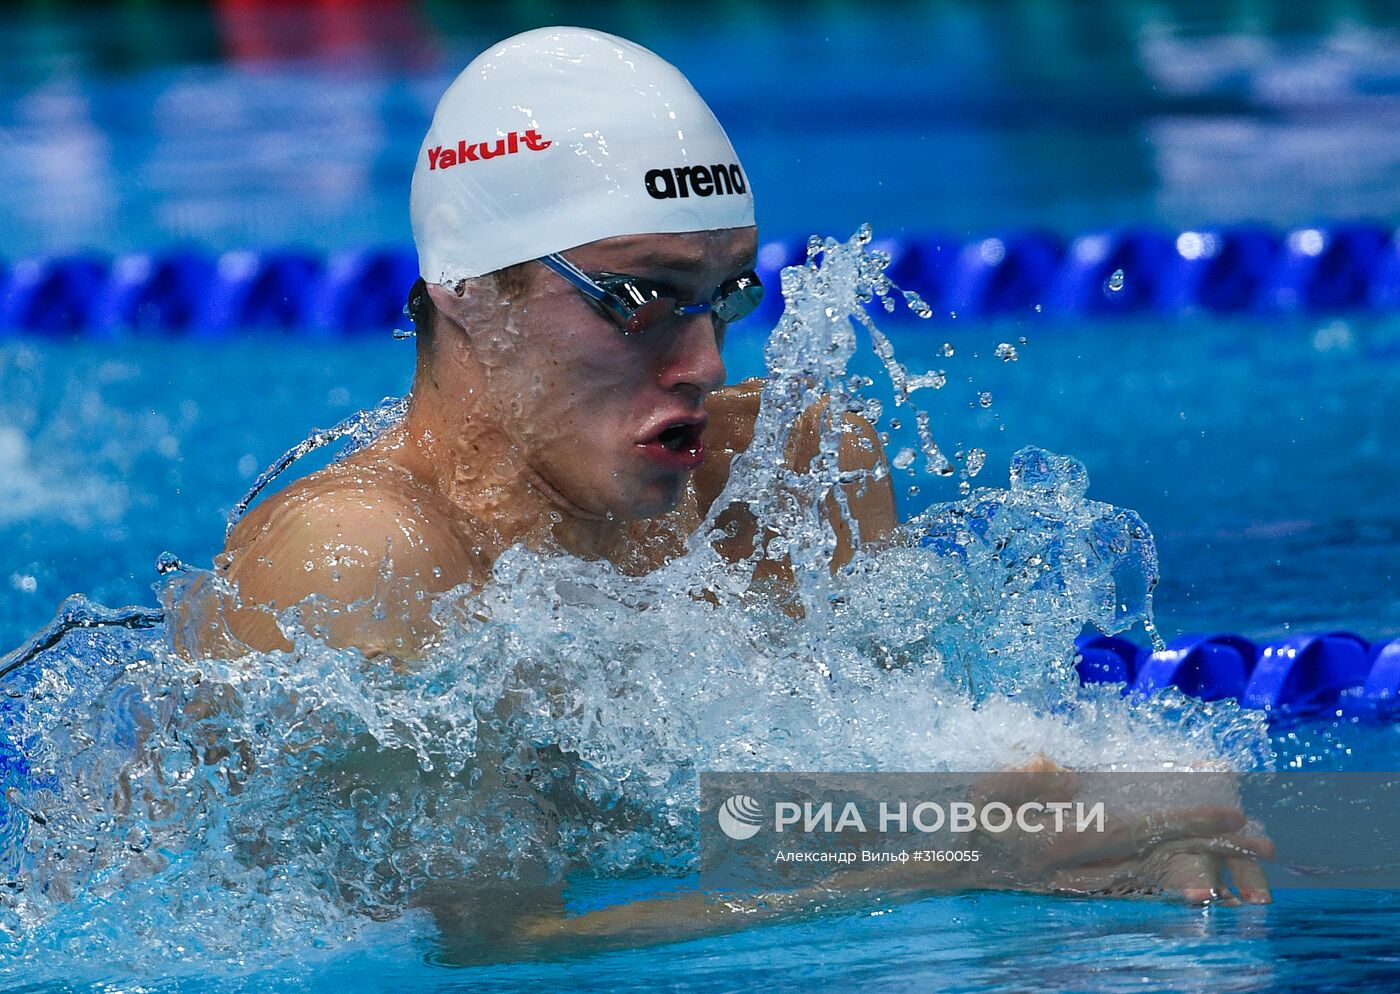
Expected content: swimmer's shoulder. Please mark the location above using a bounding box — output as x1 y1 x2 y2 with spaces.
218 455 480 655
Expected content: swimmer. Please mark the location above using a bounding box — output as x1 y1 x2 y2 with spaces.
210 27 895 659
195 27 1269 951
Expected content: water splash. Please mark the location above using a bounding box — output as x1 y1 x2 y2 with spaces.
0 228 1271 978
223 396 408 538
0 595 164 680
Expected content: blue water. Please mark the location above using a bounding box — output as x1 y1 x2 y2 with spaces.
5 3 1400 990
14 888 1400 993
4 298 1400 991
4 311 1397 651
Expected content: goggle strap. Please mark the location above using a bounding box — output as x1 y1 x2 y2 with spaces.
539 253 610 304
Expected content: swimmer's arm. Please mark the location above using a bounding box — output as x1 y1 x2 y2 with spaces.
214 488 475 658
496 800 1271 958
508 871 951 953
699 378 897 569
417 858 971 962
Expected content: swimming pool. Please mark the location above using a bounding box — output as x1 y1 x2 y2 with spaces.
5 2 1400 990
4 244 1400 990
4 308 1397 651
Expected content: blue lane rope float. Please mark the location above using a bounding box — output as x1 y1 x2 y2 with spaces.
92 251 214 336
1075 631 1400 720
6 222 1400 335
0 598 1395 725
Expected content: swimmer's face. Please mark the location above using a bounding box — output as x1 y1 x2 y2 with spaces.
487 227 757 519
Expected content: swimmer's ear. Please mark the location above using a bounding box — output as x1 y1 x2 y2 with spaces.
425 277 512 340
424 279 463 308
426 276 507 309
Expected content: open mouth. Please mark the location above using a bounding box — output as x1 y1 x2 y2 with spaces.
656 421 703 452
638 416 708 471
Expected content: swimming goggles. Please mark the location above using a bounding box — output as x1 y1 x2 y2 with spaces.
538 253 764 335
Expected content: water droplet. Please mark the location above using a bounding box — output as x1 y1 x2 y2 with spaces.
889 419 901 431
907 484 920 497
391 327 416 340
891 448 915 470
978 392 993 408
965 448 987 477
958 480 971 496
938 342 954 357
905 370 946 392
154 552 184 575
994 343 1018 362
1103 268 1126 295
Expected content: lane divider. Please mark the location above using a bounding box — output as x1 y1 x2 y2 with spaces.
1076 630 1400 720
6 223 1400 334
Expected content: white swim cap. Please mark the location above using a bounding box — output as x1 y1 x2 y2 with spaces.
410 26 755 284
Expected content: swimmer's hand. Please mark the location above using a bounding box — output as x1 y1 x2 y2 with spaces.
701 378 898 578
453 759 1271 962
959 756 1273 906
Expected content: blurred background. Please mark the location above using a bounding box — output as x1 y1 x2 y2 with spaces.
2 0 1398 649
7 0 1400 252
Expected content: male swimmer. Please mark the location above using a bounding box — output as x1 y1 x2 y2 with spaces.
211 26 894 659
202 27 1270 950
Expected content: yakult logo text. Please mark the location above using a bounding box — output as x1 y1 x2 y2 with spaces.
645 163 747 200
427 130 552 170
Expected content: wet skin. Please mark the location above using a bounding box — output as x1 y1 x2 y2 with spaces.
211 227 897 658
197 227 1270 945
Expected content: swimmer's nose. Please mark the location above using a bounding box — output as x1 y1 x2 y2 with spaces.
658 312 726 396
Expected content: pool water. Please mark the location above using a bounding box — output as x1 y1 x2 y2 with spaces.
4 310 1397 651
19 887 1400 993
6 3 1400 258
4 288 1400 991
5 3 1400 989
